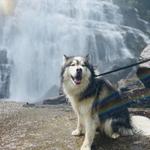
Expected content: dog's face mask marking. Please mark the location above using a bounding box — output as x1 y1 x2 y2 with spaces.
63 55 91 86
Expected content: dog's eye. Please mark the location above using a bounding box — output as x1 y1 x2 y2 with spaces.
70 63 75 66
81 64 86 67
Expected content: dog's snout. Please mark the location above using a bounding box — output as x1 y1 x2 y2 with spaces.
76 68 82 74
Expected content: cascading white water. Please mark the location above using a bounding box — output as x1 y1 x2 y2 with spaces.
1 0 149 101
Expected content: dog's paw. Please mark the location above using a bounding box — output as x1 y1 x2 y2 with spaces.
72 129 82 136
111 133 120 139
80 144 91 150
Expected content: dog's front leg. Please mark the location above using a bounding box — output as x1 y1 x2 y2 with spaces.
81 116 96 150
72 113 83 136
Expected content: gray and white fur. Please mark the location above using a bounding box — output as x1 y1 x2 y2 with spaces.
61 55 150 150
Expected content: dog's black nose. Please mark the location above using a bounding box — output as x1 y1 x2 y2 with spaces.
76 68 82 74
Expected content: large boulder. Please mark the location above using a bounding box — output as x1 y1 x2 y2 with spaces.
139 45 150 68
137 45 150 88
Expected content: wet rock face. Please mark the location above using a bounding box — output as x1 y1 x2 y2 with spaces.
0 1 149 100
123 30 147 57
0 49 10 98
120 7 150 35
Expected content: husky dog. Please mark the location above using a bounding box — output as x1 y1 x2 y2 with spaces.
61 55 150 150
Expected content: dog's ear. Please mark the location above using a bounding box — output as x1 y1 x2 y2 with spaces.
85 54 90 62
63 55 69 63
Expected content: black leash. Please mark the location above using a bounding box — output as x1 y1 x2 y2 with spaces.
95 58 150 77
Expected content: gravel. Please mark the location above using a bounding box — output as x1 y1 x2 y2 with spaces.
0 101 150 150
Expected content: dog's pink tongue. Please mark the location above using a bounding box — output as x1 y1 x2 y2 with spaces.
74 79 81 85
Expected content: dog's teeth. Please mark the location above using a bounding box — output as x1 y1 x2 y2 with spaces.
75 80 81 84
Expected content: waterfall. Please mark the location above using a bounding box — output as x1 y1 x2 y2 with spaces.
1 0 149 101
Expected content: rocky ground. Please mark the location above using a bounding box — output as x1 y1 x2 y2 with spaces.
0 101 150 150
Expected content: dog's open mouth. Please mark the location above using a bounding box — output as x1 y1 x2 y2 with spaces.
71 75 82 85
